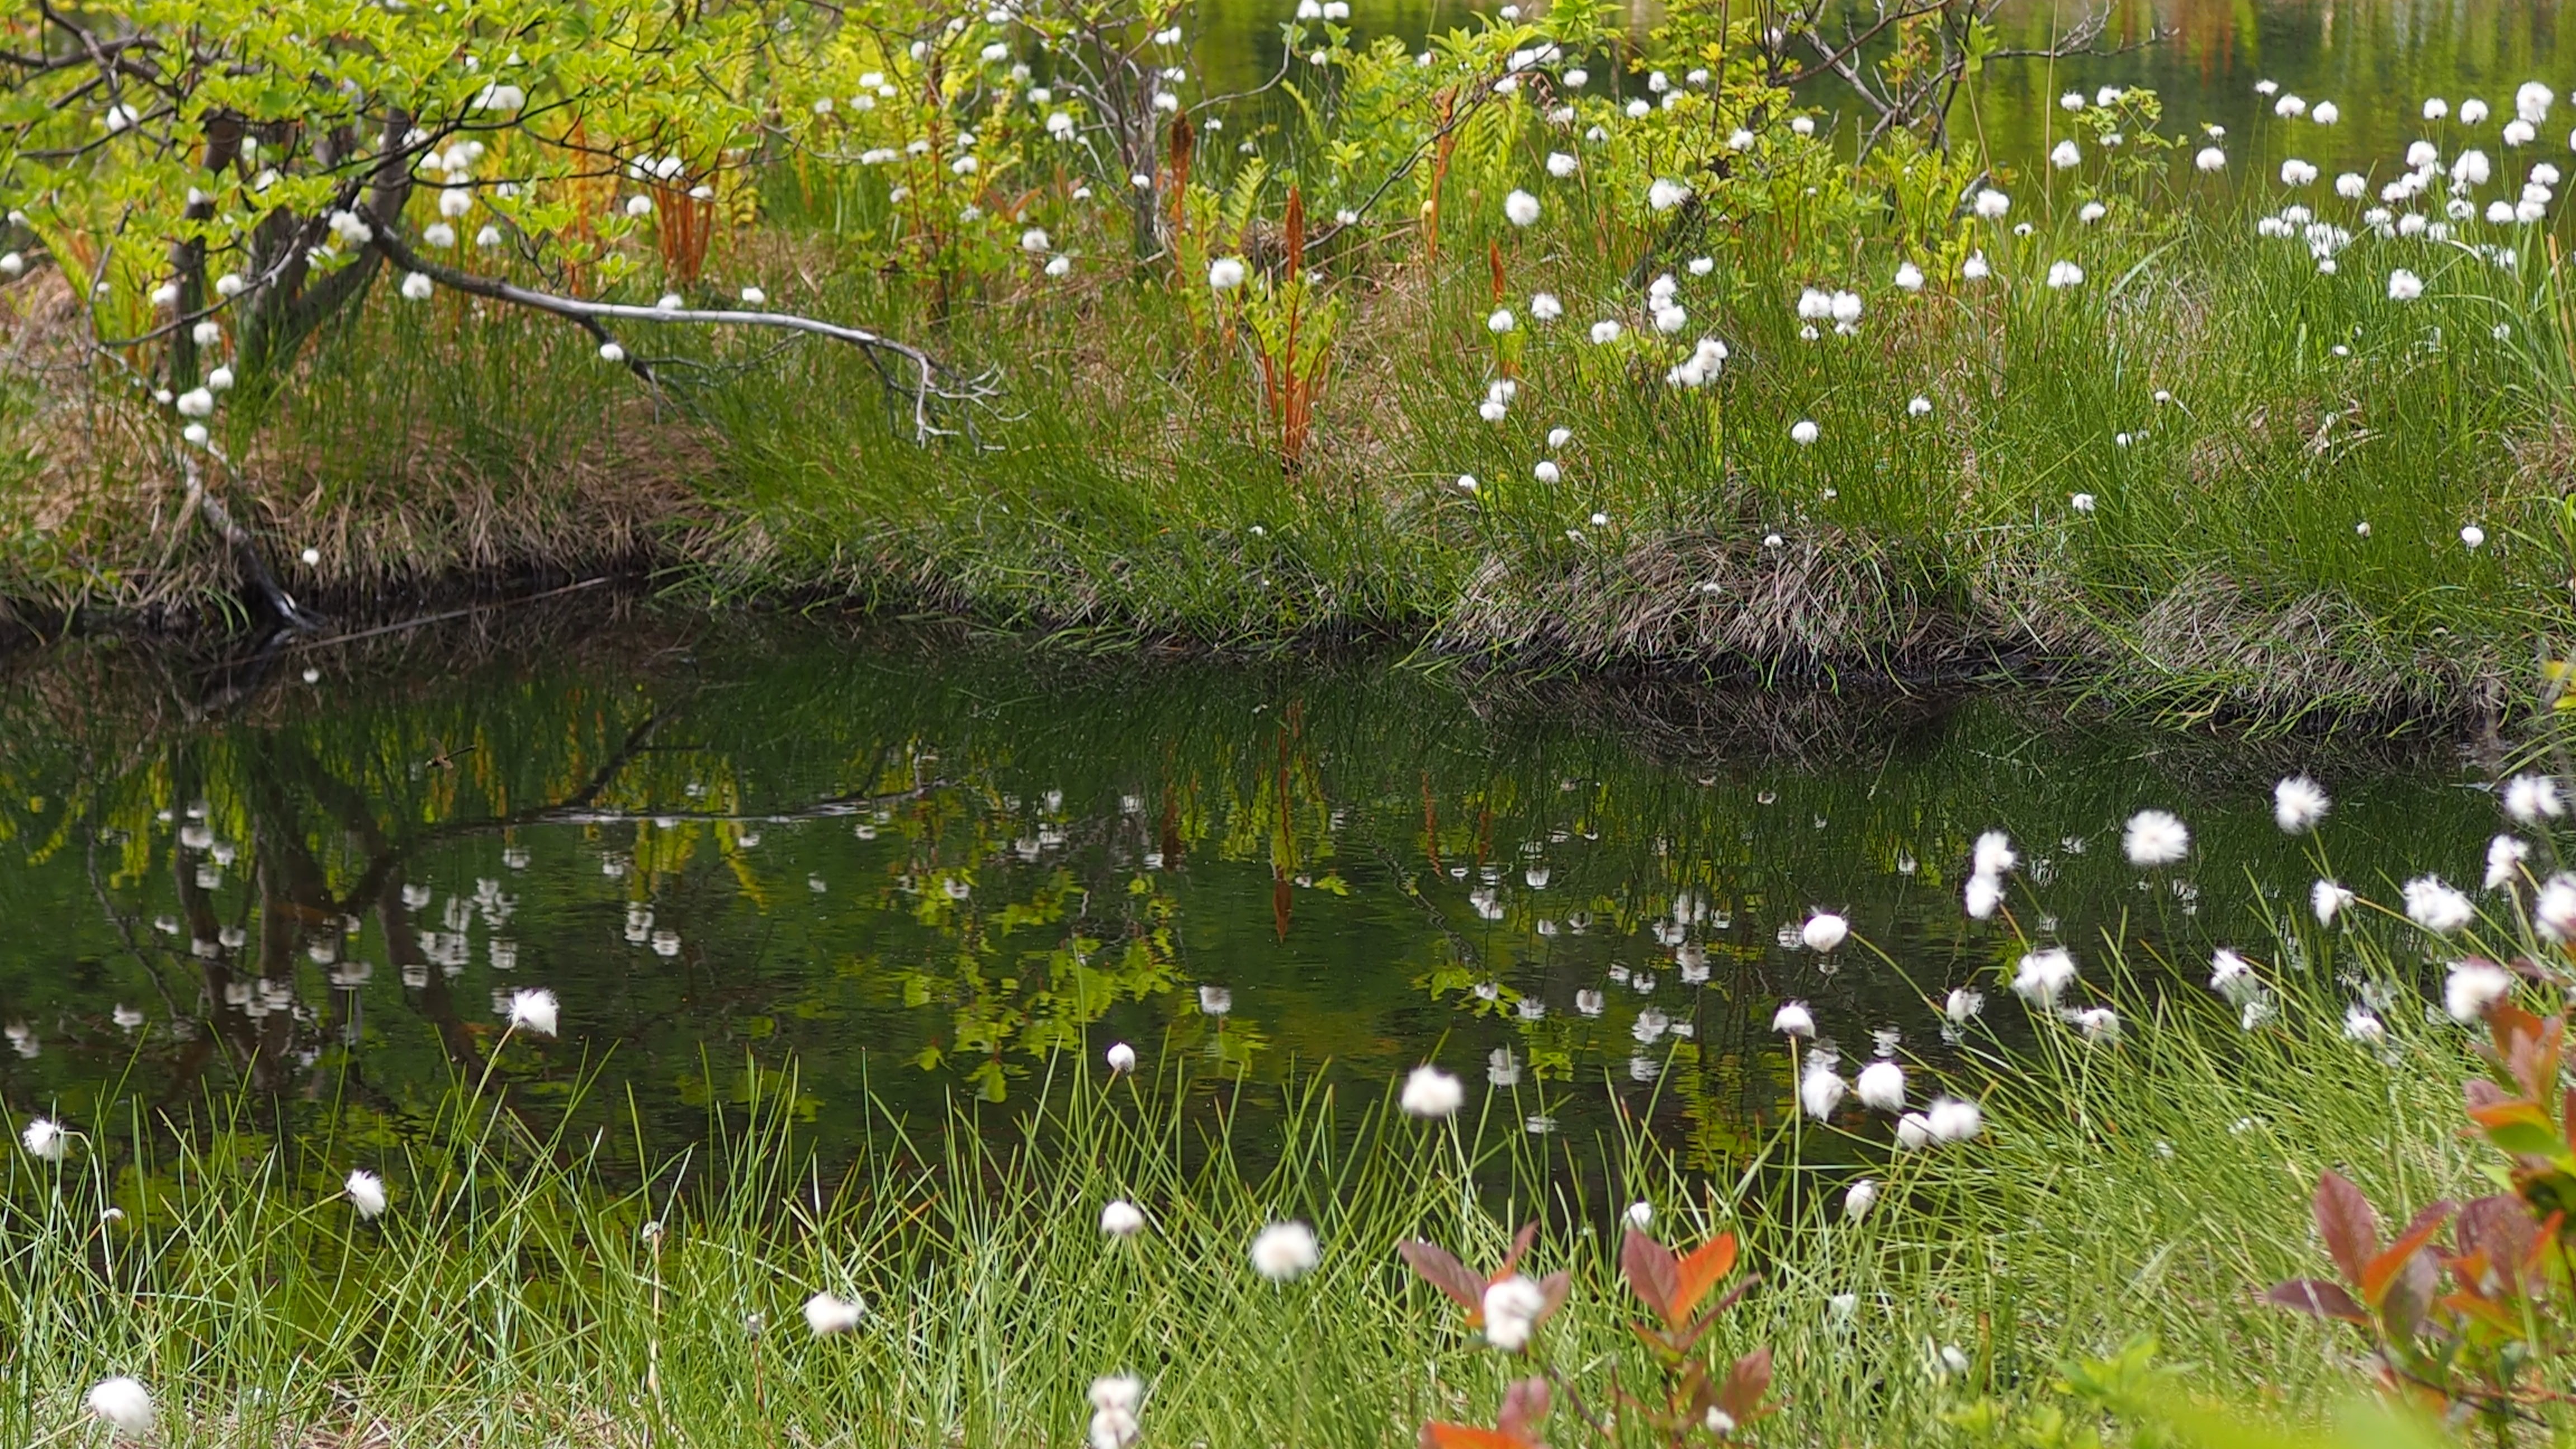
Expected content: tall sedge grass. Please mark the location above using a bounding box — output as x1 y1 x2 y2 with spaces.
2 920 2489 1445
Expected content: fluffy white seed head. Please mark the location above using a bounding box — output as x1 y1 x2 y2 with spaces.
505 987 559 1036
1249 1221 1320 1281
22 1115 67 1161
803 1291 865 1335
2312 878 2355 925
1801 912 1849 952
2122 809 2190 866
1926 1097 1981 1142
1105 1041 1137 1073
1772 1000 1815 1036
86 1378 154 1437
2388 268 2425 300
1798 1063 1846 1119
1625 1200 1653 1229
1100 1199 1146 1237
1208 257 1246 290
344 1169 388 1219
2272 776 2330 834
1481 1274 1549 1351
2536 873 2576 941
1503 190 1540 226
2445 960 2513 1022
1944 987 1984 1024
1855 1059 1905 1112
1843 1178 1879 1219
1400 1064 1465 1119
2505 774 2566 823
2405 876 2474 935
1964 872 2003 920
2012 948 2077 1006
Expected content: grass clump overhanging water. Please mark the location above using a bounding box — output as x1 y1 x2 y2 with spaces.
4 0 2574 723
14 822 2566 1448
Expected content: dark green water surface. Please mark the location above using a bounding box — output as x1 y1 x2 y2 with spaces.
0 603 2506 1165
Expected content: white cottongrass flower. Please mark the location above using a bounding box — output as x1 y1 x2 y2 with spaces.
1945 987 1985 1023
2275 93 2308 118
1482 1275 1550 1351
803 1291 865 1335
2281 158 2319 186
2314 101 2340 124
2272 776 2330 834
1926 1097 1982 1142
344 1169 388 1219
1964 872 2003 920
1208 257 1246 290
1895 261 1925 291
1487 307 1516 334
1088 1375 1144 1449
2313 878 2355 925
2080 200 2108 223
2071 493 2096 512
2427 97 2451 120
1961 250 1991 281
1790 419 1820 445
1801 912 1849 952
1046 255 1072 277
2461 524 2488 550
2444 960 2514 1022
2535 873 2576 941
1772 1001 1815 1037
1972 831 2018 878
2050 139 2081 169
2066 1006 2120 1042
2487 834 2531 889
2012 948 2077 1006
1531 292 1562 321
2208 949 2257 1002
22 1115 67 1161
2045 261 2085 288
1589 319 1622 344
175 387 215 418
1105 1041 1137 1073
2404 876 2475 934
1844 1178 1879 1219
1100 1199 1147 1237
599 342 627 363
2122 809 2189 866
423 222 456 248
1020 227 1052 253
1647 178 1689 211
2388 268 2425 300
1547 151 1578 177
1504 190 1541 226
1249 1221 1320 1281
399 271 434 301
2464 99 2492 126
1798 1062 1848 1119
2504 774 2565 822
1972 188 2010 219
1895 1113 1933 1150
86 1378 154 1438
1909 395 1933 416
2343 1006 2386 1044
506 987 559 1036
1400 1064 1465 1119
1855 1060 1905 1112
2195 146 2226 172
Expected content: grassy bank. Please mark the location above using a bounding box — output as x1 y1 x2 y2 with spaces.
7 15 2575 729
0 896 2512 1446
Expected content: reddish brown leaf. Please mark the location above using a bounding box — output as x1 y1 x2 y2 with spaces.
2361 1200 2456 1308
2456 1195 2539 1292
2314 1171 2379 1286
2465 1077 2508 1112
1493 1221 1538 1281
1669 1233 1740 1328
1496 1377 1551 1443
2264 1278 2368 1323
1621 1228 1678 1322
1716 1346 1774 1422
1399 1240 1485 1313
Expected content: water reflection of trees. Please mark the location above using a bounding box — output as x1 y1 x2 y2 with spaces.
0 611 2487 1165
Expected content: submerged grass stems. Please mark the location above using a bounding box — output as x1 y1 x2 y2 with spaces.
2 919 2489 1446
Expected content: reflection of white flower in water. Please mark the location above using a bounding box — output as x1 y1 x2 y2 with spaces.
2506 774 2565 823
2487 835 2531 889
1197 986 1232 1016
1487 1049 1522 1087
1631 1009 1669 1044
1576 989 1604 1017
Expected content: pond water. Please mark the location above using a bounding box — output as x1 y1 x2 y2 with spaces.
1194 0 2566 172
0 603 2506 1166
